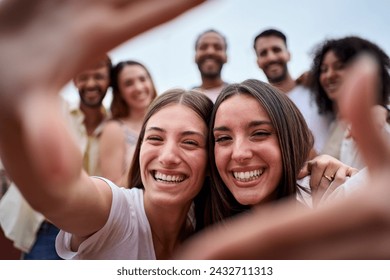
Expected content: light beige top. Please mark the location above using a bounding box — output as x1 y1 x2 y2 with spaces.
66 102 109 176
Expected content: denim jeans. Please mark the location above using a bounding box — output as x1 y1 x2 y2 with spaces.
22 221 63 260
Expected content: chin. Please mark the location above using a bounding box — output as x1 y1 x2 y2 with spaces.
234 195 258 206
234 192 269 207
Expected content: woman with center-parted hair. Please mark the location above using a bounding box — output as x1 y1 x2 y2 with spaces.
55 89 214 259
202 79 358 226
177 56 390 260
98 60 158 188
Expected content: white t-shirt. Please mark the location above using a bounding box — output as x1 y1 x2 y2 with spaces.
56 178 156 260
288 85 331 153
192 83 227 103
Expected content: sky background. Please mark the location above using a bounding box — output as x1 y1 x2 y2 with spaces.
61 0 390 107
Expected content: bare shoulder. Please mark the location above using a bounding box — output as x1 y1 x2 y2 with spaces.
100 120 126 151
101 120 125 136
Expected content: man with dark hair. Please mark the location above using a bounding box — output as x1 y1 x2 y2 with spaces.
69 54 112 175
254 28 330 155
193 29 228 102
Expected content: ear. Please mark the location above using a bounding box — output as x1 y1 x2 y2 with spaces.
72 77 78 88
287 50 291 63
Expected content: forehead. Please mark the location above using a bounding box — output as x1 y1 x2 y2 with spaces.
255 36 286 50
197 32 226 47
119 64 148 78
76 61 110 77
215 94 270 124
147 104 207 132
322 50 340 63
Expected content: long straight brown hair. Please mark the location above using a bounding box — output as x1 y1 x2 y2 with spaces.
204 79 313 226
110 60 158 119
126 88 214 231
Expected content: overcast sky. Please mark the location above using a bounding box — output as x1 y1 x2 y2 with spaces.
61 0 390 107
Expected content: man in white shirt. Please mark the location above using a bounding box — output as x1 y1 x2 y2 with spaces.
192 29 229 102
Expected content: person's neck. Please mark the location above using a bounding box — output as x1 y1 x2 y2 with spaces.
145 200 191 260
80 104 105 135
200 76 224 90
270 75 296 94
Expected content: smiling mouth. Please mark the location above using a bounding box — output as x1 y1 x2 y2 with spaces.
84 90 101 97
325 82 340 92
153 171 186 183
266 62 282 69
233 169 264 182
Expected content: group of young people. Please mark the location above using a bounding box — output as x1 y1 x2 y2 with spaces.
0 0 389 260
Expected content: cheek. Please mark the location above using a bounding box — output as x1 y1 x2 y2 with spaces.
139 145 153 172
257 57 265 68
280 53 290 63
123 88 135 98
191 150 208 175
268 146 283 183
319 74 326 87
122 90 140 104
145 81 154 91
214 146 228 174
337 71 346 85
99 79 110 89
146 85 155 100
195 53 202 62
260 139 283 173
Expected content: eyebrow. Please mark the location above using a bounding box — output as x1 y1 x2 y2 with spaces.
146 127 164 133
146 127 206 138
213 120 272 132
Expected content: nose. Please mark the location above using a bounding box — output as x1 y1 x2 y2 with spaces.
204 45 217 56
325 67 337 80
261 49 277 63
158 140 181 166
85 77 97 89
133 80 144 92
231 138 252 163
267 51 277 61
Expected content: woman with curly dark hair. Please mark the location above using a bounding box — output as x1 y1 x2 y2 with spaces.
309 36 390 168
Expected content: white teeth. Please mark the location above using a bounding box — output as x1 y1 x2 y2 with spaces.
154 171 185 183
326 81 340 92
233 169 263 182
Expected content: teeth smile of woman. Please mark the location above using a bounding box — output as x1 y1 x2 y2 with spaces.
233 169 264 182
153 171 186 183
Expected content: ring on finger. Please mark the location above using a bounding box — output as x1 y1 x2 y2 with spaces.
323 174 334 182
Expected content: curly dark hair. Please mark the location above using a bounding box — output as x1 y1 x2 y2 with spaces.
309 36 390 115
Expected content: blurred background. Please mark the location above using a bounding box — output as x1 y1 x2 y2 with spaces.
60 0 390 107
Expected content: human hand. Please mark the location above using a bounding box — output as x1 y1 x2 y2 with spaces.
0 0 206 101
298 154 358 206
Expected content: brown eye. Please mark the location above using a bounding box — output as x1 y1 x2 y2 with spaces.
215 135 231 143
183 140 198 146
